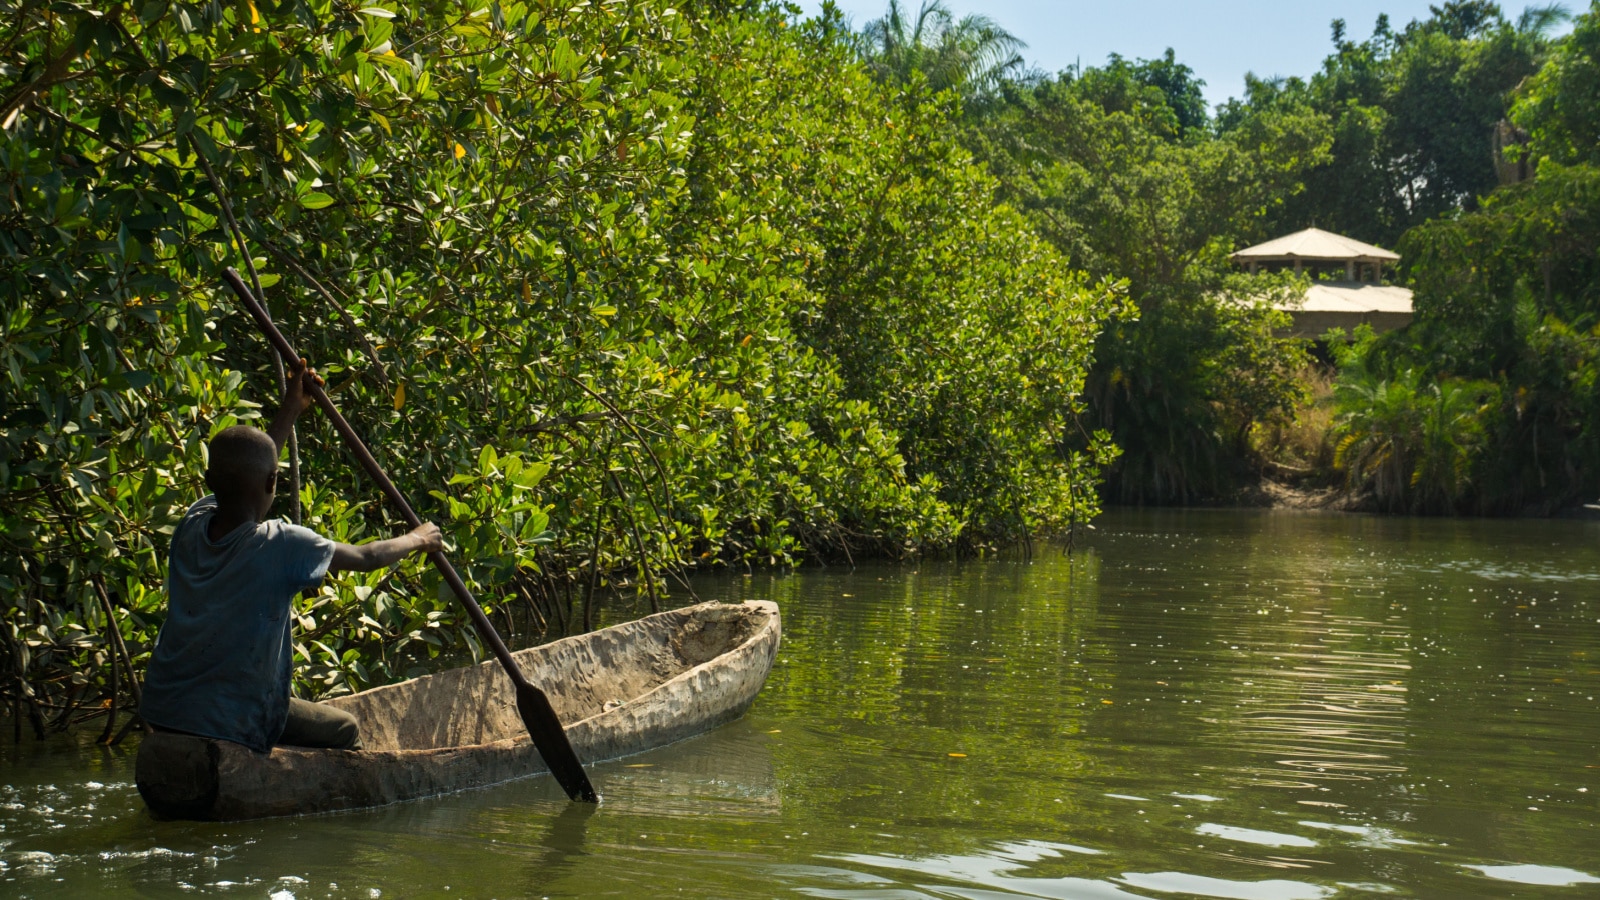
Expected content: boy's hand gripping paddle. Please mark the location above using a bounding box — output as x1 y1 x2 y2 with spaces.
221 267 599 804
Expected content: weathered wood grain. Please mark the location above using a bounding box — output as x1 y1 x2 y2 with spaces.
136 601 780 820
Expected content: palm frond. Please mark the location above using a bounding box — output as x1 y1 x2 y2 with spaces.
1517 3 1571 37
857 0 1027 99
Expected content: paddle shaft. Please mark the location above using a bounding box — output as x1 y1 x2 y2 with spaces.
221 268 598 803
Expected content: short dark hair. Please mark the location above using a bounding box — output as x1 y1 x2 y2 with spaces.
205 426 277 502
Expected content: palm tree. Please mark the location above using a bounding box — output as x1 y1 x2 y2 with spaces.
1333 364 1496 513
1333 368 1423 510
1409 377 1497 512
859 0 1027 99
1516 3 1571 37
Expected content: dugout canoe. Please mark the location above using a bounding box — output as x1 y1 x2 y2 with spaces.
135 600 780 820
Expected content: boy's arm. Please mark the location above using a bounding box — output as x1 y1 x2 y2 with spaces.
329 523 444 573
266 358 322 456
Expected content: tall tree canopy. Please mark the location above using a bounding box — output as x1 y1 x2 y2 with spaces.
0 0 1118 729
1332 1 1600 514
967 59 1330 502
1237 2 1564 245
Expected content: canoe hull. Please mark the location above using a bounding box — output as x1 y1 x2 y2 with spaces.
136 600 779 820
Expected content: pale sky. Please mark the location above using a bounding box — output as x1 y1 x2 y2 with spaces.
798 1 1567 108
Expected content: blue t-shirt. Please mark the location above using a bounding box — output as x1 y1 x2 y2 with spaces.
141 496 335 752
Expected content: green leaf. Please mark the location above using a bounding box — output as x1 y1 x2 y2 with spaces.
552 37 580 79
299 192 335 210
512 462 550 488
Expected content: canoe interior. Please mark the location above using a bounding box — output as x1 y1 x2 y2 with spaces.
134 601 779 821
321 601 766 753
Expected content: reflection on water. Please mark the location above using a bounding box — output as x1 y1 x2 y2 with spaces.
815 842 1340 900
1117 871 1334 900
1193 824 1317 849
1462 863 1600 886
4 509 1600 897
1221 608 1412 789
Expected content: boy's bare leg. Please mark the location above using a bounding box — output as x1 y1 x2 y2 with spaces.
279 698 363 750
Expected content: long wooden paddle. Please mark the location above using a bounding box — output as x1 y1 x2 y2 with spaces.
221 267 599 803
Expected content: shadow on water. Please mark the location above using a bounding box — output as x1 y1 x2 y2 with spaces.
507 802 597 895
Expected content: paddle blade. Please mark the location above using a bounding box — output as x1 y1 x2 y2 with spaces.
516 682 600 803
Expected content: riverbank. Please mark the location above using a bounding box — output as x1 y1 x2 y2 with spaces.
1228 469 1357 511
1217 469 1600 519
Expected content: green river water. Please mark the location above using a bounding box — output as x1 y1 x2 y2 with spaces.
4 509 1600 898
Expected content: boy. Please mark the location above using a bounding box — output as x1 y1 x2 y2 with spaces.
141 359 442 752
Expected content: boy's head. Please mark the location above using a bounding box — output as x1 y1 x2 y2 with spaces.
206 426 278 518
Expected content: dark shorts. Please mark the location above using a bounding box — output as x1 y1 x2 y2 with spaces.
278 698 363 750
149 698 362 751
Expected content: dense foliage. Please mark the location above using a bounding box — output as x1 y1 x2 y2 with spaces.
0 0 1119 734
1234 1 1563 247
1332 3 1600 513
965 53 1325 503
948 1 1581 506
7 0 1596 740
